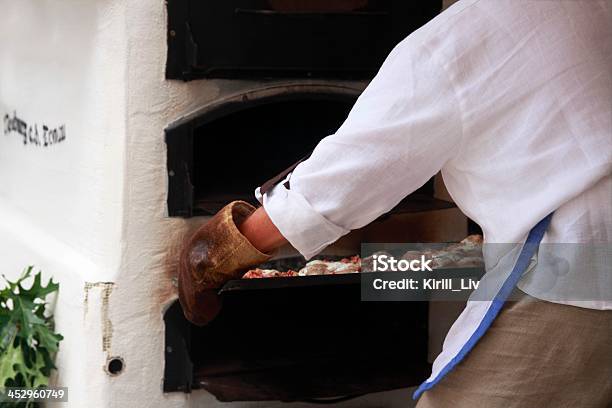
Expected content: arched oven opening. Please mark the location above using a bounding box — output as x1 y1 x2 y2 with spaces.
163 280 429 400
166 85 362 217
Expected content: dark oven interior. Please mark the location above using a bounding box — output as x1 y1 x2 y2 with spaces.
193 95 354 213
166 1 443 80
163 256 429 402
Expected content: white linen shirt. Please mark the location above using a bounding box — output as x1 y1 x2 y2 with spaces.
257 0 612 309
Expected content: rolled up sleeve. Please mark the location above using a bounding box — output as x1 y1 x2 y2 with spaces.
256 35 464 259
255 182 349 259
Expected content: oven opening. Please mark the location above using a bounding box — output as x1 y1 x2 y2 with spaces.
165 88 362 217
163 272 430 401
166 1 442 80
192 97 354 214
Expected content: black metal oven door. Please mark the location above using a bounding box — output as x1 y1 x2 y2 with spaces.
166 0 442 80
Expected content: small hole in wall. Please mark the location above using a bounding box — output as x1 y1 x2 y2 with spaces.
106 357 125 376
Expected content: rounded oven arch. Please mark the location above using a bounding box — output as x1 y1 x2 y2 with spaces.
165 83 364 217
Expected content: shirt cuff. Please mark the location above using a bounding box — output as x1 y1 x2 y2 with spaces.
254 182 349 260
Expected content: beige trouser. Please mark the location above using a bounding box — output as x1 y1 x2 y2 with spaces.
416 290 612 408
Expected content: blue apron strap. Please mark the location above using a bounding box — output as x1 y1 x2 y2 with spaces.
413 212 554 399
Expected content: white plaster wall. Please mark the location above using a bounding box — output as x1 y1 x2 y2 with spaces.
0 0 126 277
0 0 127 405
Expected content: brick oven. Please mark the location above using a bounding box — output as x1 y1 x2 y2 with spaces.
0 0 466 407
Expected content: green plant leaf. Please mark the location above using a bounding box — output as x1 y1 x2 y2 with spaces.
14 297 45 347
0 268 62 390
0 317 17 352
30 352 49 388
15 270 59 302
12 339 49 389
32 326 63 354
0 340 23 386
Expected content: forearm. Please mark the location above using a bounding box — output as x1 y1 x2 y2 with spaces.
238 206 287 253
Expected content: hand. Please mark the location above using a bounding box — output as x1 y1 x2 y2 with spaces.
238 206 288 253
178 201 272 325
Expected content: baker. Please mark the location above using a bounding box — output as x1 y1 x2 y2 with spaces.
178 1 611 406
